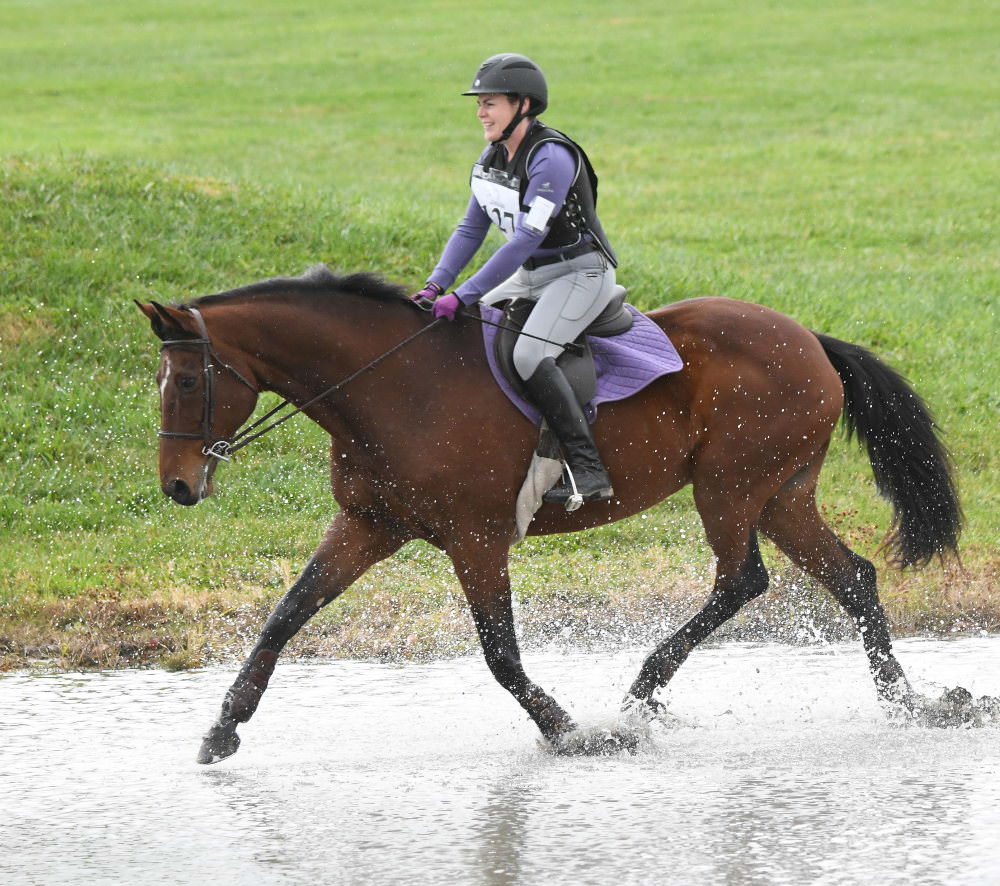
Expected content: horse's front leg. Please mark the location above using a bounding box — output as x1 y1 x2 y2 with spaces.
449 539 580 746
197 510 405 764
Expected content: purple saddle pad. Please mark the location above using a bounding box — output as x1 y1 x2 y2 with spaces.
480 303 684 426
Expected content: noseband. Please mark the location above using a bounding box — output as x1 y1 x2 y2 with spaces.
158 307 257 461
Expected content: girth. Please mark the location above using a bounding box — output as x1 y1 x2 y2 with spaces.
492 285 633 407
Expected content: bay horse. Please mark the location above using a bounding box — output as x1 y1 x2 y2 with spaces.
137 265 971 763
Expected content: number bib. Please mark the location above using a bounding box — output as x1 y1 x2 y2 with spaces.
470 164 522 240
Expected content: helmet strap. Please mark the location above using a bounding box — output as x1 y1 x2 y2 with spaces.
494 95 532 144
485 96 533 169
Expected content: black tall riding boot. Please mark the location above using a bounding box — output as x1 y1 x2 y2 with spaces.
522 357 614 509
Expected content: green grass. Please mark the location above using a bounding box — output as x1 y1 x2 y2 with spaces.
1 0 997 661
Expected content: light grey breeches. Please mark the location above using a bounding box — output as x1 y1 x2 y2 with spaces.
481 250 616 381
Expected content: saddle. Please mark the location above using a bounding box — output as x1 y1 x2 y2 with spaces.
491 285 633 407
481 287 682 543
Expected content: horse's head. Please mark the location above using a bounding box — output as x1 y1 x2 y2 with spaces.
136 301 259 505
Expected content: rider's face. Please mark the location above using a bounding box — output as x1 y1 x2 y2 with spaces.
476 94 520 142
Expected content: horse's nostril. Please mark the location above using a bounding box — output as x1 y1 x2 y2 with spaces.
164 478 196 505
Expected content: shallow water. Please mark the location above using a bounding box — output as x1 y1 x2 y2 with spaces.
2 637 999 886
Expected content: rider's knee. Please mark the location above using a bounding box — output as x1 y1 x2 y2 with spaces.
513 338 548 381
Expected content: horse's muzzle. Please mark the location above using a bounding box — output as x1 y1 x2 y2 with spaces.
163 477 203 506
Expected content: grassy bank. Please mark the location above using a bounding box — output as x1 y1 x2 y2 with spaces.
1 0 997 670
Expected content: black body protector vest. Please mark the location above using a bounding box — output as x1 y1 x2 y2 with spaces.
470 123 618 267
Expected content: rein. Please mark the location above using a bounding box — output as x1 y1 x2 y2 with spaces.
159 307 445 461
412 298 584 357
223 316 446 457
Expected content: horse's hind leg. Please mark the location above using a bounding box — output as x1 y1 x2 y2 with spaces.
197 510 406 764
757 474 912 707
625 488 771 712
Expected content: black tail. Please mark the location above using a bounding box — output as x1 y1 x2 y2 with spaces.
815 333 962 569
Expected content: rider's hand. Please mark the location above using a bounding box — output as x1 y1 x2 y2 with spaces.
410 282 442 306
432 292 462 321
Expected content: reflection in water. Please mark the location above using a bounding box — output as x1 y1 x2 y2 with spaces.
472 778 532 886
1 638 999 885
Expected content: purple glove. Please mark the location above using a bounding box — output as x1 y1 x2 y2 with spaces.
410 282 442 306
432 292 462 321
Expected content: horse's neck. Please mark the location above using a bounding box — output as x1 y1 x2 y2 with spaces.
220 298 447 427
213 297 520 470
220 300 351 378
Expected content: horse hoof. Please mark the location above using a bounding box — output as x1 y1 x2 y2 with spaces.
548 726 641 757
197 722 241 764
899 686 997 729
978 694 1000 719
941 686 973 707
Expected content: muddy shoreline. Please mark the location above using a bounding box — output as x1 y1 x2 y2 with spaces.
2 562 996 673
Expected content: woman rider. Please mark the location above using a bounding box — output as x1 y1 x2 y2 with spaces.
414 53 618 508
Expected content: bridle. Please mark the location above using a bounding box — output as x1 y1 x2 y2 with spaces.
157 306 447 462
157 307 257 461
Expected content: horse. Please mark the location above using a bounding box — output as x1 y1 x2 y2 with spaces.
136 264 980 763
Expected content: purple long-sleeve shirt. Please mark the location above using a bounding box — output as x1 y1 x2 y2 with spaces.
428 135 579 304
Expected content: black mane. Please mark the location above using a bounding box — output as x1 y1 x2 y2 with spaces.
182 264 410 309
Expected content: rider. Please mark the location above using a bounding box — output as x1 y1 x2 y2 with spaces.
413 53 618 507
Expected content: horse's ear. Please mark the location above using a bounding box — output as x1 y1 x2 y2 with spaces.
135 299 193 341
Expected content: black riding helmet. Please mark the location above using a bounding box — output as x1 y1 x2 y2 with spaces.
462 53 548 142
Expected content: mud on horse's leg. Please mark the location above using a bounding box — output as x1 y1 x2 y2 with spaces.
197 512 405 764
450 541 578 746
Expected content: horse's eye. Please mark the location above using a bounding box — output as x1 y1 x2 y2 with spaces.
178 375 198 391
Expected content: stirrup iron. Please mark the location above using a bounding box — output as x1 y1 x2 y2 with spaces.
561 461 584 513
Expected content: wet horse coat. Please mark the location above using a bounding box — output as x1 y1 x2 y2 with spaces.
136 267 966 760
